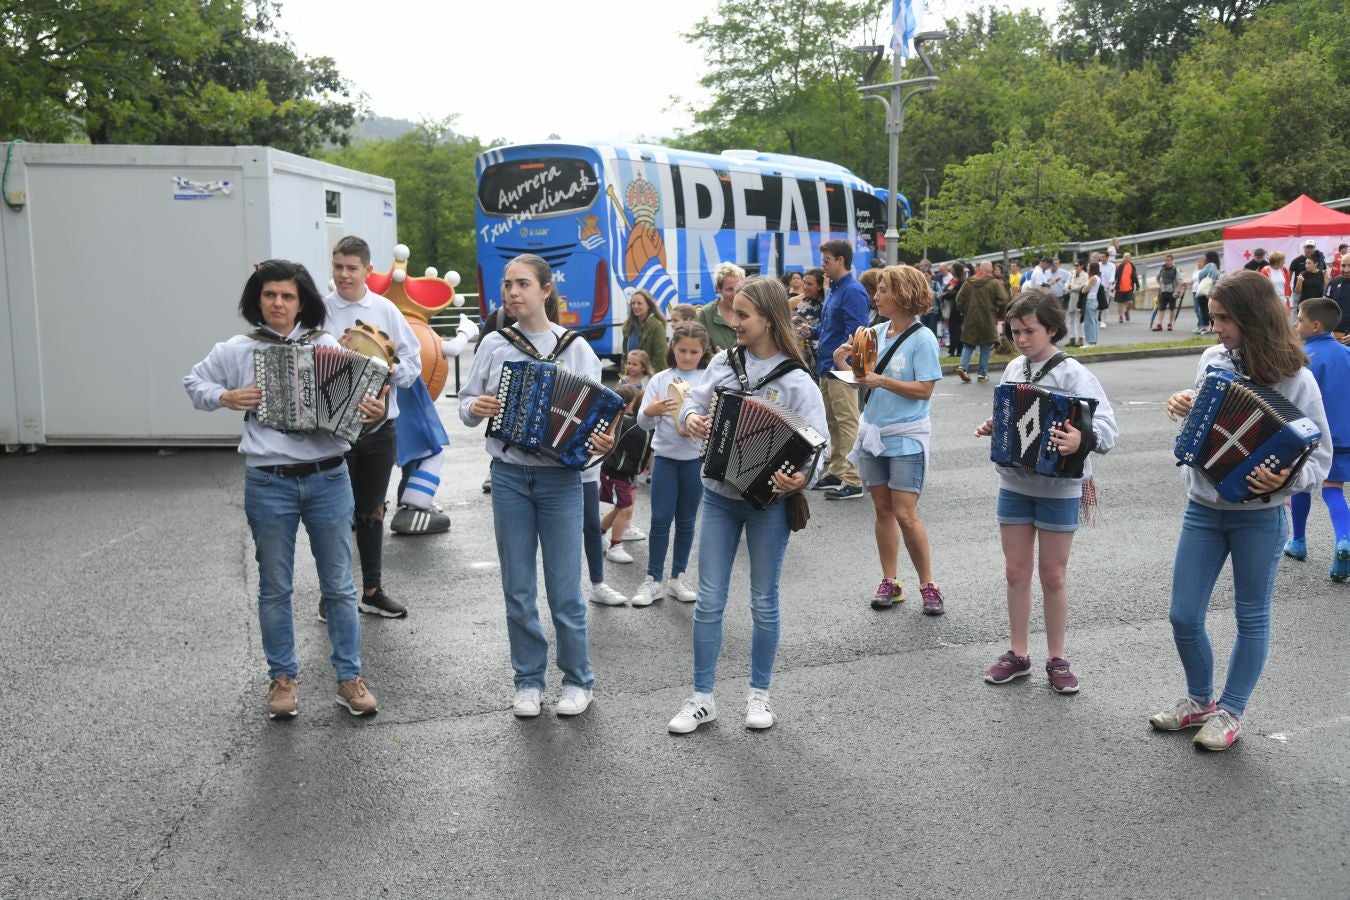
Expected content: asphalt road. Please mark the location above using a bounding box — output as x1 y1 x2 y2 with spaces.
2 349 1348 899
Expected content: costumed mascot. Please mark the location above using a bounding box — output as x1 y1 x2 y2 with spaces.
365 244 479 535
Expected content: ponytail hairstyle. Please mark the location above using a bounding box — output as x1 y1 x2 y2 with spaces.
667 321 713 370
504 253 561 324
735 276 808 366
1002 287 1067 344
1209 270 1306 385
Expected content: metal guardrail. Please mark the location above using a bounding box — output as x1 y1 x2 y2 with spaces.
956 197 1350 266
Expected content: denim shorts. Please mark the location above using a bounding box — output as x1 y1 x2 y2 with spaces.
857 451 925 494
996 488 1080 532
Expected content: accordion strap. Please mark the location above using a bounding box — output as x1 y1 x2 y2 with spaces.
861 321 925 409
245 328 327 345
1021 351 1069 384
727 346 809 393
499 325 580 362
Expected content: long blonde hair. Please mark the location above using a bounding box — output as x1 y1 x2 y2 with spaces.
735 276 808 366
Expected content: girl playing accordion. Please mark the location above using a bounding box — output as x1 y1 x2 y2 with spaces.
459 253 614 720
1157 270 1330 751
974 289 1117 696
668 277 828 735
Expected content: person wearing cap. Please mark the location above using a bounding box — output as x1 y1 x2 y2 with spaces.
1291 239 1327 286
1243 248 1268 272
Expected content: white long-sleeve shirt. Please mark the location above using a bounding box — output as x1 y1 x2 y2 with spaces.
679 348 829 500
993 353 1119 499
183 324 352 467
458 325 605 468
1180 345 1331 510
322 289 423 421
638 366 710 461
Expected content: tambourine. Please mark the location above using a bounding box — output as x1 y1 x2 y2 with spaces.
667 379 691 416
339 319 399 365
850 326 876 379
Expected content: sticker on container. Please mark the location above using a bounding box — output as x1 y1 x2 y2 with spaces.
172 177 233 200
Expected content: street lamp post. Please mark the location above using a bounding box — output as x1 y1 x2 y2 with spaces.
920 167 934 262
855 31 946 266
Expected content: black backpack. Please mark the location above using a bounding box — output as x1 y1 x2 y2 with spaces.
602 412 652 478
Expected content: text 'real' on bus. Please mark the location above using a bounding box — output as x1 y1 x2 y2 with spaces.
475 143 908 357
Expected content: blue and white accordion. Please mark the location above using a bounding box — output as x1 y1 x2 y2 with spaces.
487 360 624 470
1175 369 1321 503
991 383 1098 479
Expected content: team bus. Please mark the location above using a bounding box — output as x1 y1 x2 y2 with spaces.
475 142 908 356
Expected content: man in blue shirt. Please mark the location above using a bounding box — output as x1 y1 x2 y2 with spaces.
813 239 870 499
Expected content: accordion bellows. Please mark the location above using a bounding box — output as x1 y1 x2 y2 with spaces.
701 389 827 509
991 383 1099 479
1175 369 1321 503
488 360 624 470
254 344 389 443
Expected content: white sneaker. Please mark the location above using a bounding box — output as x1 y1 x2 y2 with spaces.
621 525 646 541
605 543 633 563
631 577 662 607
665 574 697 603
512 687 542 718
745 689 776 730
588 582 627 606
555 685 593 717
668 693 717 734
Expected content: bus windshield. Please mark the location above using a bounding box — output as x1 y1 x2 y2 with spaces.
477 158 600 218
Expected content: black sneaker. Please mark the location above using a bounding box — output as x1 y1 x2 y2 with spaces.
825 484 864 500
814 474 843 490
390 504 450 535
359 588 408 618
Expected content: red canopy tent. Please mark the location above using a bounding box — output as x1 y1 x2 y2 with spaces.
1222 195 1350 272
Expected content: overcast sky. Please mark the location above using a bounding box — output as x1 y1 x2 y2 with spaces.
279 1 1054 145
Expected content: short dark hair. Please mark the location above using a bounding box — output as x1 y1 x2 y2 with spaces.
1301 297 1341 332
1002 288 1066 343
820 239 853 269
238 259 326 330
332 235 372 266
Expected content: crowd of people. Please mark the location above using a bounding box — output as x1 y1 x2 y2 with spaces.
184 233 1350 755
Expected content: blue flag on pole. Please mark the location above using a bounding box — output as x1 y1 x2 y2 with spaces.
891 0 920 59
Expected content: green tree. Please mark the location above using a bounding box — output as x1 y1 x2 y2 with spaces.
677 0 890 184
322 119 496 284
0 0 356 152
901 133 1123 262
1057 0 1279 71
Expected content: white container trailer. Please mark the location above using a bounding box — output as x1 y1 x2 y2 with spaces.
0 143 396 447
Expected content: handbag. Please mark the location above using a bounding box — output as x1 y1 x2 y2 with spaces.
1196 274 1215 298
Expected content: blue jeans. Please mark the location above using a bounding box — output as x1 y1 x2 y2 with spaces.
490 460 593 690
243 463 361 683
1084 296 1100 344
648 456 704 581
960 342 993 377
1169 501 1287 717
583 481 604 584
692 490 791 694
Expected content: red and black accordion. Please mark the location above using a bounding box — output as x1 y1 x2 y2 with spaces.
991 383 1098 479
701 389 827 509
253 343 389 442
1175 369 1321 502
487 360 625 470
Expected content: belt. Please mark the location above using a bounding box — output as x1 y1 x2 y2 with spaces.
255 456 344 477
